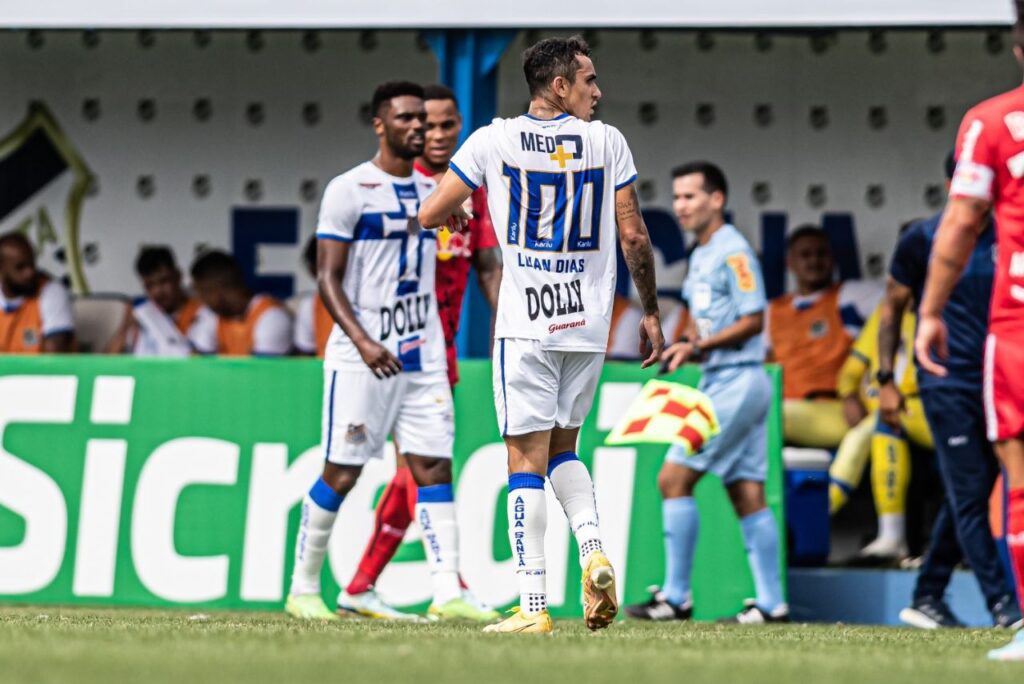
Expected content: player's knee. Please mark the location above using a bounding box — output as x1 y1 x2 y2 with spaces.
406 455 452 486
657 466 692 499
320 462 362 496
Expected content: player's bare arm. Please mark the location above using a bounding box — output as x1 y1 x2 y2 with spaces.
473 246 502 310
915 196 989 376
616 183 664 369
42 331 73 353
418 171 472 231
317 238 401 378
877 277 912 429
696 312 763 352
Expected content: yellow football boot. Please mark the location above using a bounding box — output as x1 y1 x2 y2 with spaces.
582 551 618 630
482 607 553 634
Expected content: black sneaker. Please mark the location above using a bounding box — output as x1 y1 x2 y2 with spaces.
899 597 964 629
720 599 791 624
992 595 1024 630
624 587 692 621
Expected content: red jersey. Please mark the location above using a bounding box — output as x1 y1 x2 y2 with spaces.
951 85 1024 333
415 162 499 386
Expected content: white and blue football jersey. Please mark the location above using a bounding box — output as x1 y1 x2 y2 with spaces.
450 113 637 353
316 161 445 373
683 224 767 370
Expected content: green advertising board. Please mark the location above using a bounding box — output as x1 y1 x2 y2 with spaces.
0 356 783 619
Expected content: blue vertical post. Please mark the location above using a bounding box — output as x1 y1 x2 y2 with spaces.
426 30 516 359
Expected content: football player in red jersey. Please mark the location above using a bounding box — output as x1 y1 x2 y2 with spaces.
336 83 502 621
916 2 1024 660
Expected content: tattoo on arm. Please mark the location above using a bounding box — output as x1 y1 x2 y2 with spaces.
877 311 899 374
623 237 659 315
616 190 640 222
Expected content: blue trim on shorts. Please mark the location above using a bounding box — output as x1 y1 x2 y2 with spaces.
309 478 344 512
509 472 545 491
547 451 579 476
417 483 454 503
500 339 508 437
874 416 903 438
324 370 337 459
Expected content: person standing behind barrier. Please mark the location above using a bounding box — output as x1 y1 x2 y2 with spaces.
189 250 293 357
885 153 1021 630
105 246 213 356
625 161 787 624
0 231 73 353
766 225 881 447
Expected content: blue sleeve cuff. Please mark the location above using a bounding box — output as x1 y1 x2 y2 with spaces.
316 232 353 243
42 327 74 339
449 162 479 191
615 174 638 191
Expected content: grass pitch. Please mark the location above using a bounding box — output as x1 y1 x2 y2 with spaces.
0 606 1020 684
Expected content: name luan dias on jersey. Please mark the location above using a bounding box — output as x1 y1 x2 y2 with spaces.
316 162 445 372
449 113 638 351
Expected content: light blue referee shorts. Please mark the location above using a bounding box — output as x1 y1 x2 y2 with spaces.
665 364 771 484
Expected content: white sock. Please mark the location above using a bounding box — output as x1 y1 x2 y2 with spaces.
416 484 461 606
509 473 548 615
290 480 343 596
877 513 905 544
547 452 603 566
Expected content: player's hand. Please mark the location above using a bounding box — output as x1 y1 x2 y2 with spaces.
914 314 948 377
638 313 664 369
878 383 905 431
841 394 867 428
357 340 402 379
445 203 472 233
661 340 695 374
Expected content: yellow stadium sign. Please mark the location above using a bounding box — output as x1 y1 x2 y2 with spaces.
605 379 719 455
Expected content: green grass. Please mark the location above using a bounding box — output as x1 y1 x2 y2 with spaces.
0 606 1020 684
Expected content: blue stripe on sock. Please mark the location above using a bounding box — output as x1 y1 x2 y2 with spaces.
417 483 454 503
547 451 579 476
309 478 344 512
509 473 545 491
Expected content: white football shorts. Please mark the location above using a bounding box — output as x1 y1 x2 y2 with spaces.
493 337 604 437
321 367 454 465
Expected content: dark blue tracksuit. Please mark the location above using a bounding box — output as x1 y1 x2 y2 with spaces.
890 213 1013 610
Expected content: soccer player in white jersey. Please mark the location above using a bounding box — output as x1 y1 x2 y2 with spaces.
286 81 483 621
420 36 664 634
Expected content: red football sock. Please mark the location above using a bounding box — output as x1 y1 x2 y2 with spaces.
345 466 414 596
1009 487 1024 607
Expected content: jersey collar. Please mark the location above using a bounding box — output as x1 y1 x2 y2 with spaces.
522 112 571 121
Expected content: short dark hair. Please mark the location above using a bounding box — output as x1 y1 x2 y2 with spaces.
135 246 177 277
423 83 458 107
671 161 729 201
0 230 32 254
1015 1 1024 49
371 81 425 118
786 224 829 250
190 250 245 288
944 149 957 181
522 35 592 98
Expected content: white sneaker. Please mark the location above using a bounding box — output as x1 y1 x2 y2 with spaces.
336 589 425 622
858 537 908 561
988 630 1024 661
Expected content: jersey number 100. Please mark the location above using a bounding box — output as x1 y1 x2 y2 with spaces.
502 164 604 252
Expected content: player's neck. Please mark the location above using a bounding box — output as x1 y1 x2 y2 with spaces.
373 150 414 179
527 98 568 121
694 217 726 245
796 281 829 297
415 158 448 180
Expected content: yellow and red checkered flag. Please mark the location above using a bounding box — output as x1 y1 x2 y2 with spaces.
605 379 719 455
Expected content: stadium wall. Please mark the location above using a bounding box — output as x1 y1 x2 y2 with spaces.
0 357 783 619
0 29 1018 305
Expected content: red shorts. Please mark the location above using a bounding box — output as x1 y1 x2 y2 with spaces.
984 331 1024 441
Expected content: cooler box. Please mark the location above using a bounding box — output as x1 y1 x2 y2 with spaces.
783 447 831 566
